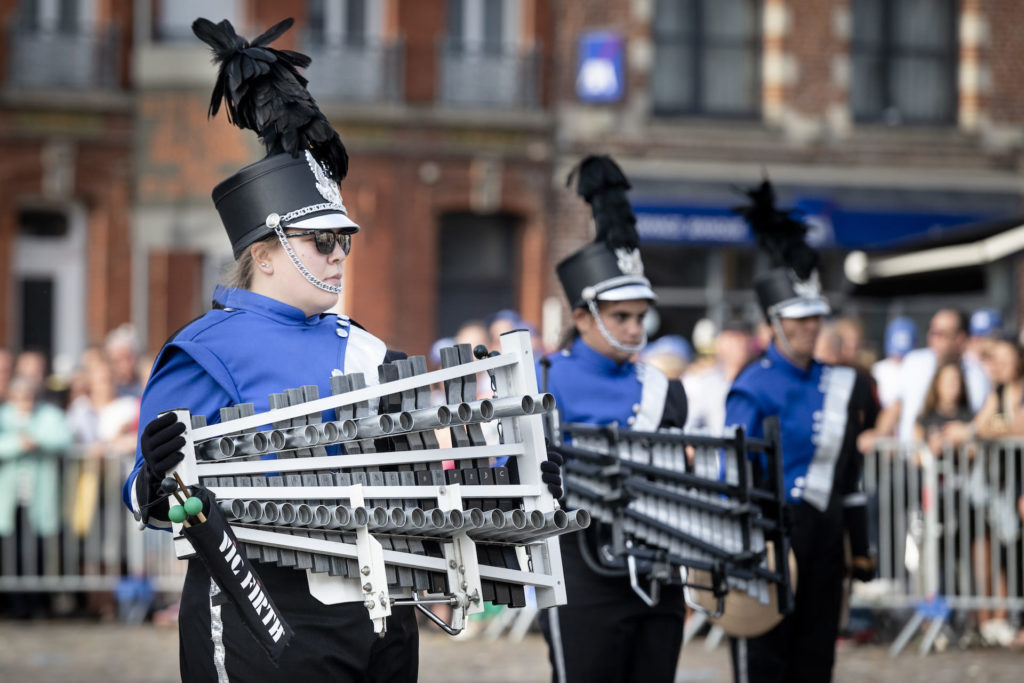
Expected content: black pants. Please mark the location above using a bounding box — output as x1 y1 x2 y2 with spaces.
730 504 845 683
540 532 685 683
179 559 419 681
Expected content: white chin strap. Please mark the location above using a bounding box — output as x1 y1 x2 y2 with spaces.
274 226 342 295
587 300 647 355
770 315 796 358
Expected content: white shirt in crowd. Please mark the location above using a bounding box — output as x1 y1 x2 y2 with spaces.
895 347 989 441
871 357 902 410
683 364 732 436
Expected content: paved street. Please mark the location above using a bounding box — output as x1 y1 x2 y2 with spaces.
0 619 1021 682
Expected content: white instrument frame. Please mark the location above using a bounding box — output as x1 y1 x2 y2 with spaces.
168 330 567 633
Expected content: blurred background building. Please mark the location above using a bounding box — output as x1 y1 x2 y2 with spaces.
1 0 1023 371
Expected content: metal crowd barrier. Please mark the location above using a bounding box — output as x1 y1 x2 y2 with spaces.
0 447 185 595
5 436 1023 648
857 438 1024 654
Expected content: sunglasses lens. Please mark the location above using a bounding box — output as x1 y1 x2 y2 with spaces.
341 234 352 255
314 231 335 255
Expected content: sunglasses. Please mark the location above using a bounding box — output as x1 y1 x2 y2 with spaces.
287 229 352 256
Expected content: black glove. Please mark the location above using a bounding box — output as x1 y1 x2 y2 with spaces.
541 440 564 500
134 412 186 524
141 411 187 479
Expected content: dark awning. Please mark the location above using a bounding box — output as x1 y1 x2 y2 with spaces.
844 216 1024 285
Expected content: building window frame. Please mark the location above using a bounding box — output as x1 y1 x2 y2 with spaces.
307 0 381 48
850 0 959 125
651 0 763 119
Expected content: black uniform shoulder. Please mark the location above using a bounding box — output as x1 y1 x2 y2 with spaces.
842 364 880 429
662 379 688 429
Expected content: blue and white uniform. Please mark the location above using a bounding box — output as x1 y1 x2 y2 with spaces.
543 337 685 432
541 336 687 683
726 342 874 683
124 286 418 682
123 286 385 520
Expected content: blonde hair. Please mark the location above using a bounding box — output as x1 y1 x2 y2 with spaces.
223 235 277 290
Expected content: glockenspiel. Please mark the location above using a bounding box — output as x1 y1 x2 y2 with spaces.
165 329 587 634
558 417 793 618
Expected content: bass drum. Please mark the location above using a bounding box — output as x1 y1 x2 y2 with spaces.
688 540 797 638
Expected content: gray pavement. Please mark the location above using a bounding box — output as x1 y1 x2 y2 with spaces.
0 620 1021 682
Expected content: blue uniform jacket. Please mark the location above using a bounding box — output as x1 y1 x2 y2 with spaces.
541 337 687 432
726 342 861 511
123 286 387 524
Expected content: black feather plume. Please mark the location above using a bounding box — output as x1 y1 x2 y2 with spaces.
567 155 639 252
191 17 348 182
733 179 818 280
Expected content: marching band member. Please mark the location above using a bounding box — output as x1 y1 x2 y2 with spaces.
726 181 876 683
120 18 420 680
540 156 688 683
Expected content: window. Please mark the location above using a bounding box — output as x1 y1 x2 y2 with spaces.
14 205 86 372
651 0 762 117
308 0 370 47
447 0 515 54
437 212 519 337
16 0 83 33
851 0 957 125
440 0 538 107
155 0 241 42
19 208 69 238
302 0 398 102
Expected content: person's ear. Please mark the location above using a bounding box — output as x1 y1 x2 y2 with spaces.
250 242 273 274
572 307 592 333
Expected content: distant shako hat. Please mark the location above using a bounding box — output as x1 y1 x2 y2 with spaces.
557 155 656 309
734 179 829 320
192 17 358 260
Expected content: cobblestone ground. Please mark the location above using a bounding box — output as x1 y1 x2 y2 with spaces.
0 620 1021 682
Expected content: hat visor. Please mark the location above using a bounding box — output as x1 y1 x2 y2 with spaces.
287 211 360 233
596 284 658 302
775 298 830 319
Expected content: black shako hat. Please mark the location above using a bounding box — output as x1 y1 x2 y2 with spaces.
212 151 357 259
193 17 358 259
557 155 656 309
734 179 829 320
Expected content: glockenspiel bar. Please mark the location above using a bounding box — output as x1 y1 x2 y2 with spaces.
470 509 527 540
276 424 323 450
386 507 428 534
249 500 281 524
470 507 507 534
197 436 235 461
528 393 556 415
530 509 589 541
501 509 565 544
466 399 494 423
446 401 473 426
378 507 410 532
406 405 452 431
319 419 358 443
198 431 273 461
355 413 394 439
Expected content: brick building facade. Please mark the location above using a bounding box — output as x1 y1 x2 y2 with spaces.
131 0 555 357
0 0 135 372
550 0 1024 343
3 0 1024 373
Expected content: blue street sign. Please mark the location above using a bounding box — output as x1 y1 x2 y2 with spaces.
577 31 625 103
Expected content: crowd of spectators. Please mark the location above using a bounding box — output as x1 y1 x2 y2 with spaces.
4 306 1024 639
435 304 1024 648
0 324 149 619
